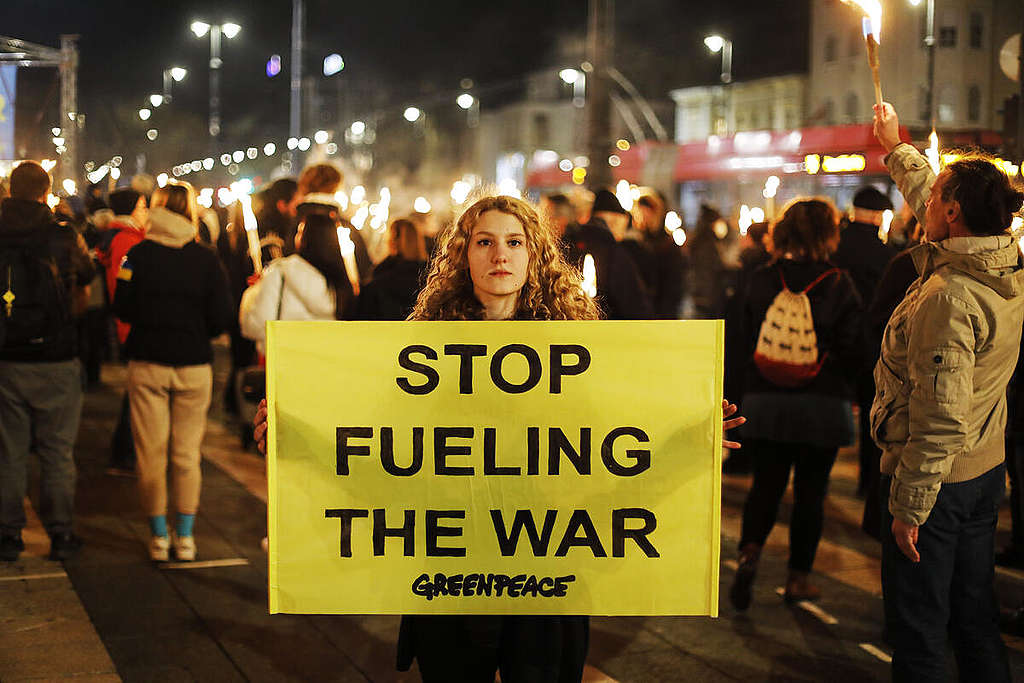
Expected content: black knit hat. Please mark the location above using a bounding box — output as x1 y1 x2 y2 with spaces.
108 188 142 217
852 186 893 212
591 188 629 215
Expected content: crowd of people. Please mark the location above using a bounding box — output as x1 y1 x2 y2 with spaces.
1 99 1024 681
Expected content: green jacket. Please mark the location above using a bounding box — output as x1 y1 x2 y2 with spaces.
871 144 1024 525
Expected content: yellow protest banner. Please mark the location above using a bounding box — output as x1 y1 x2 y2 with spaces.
267 320 723 616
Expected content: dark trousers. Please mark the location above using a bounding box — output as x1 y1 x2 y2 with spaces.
881 466 1011 683
0 360 82 536
1005 434 1024 548
109 392 135 469
739 439 838 571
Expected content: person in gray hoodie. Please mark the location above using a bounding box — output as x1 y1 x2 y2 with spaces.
112 180 232 563
873 102 1024 683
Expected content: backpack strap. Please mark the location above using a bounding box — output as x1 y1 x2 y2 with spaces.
801 267 840 294
777 267 789 292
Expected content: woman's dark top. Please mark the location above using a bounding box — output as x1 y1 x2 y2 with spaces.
355 256 426 321
726 258 863 448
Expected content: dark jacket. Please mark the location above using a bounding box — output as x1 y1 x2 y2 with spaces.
0 198 94 362
113 207 232 366
865 248 918 362
727 259 863 447
831 221 894 309
355 256 426 321
565 218 652 320
622 231 686 318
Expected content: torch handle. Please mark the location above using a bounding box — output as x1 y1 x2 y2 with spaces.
871 66 883 109
866 35 883 108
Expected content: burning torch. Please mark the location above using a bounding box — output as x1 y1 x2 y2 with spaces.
841 0 884 108
238 193 262 275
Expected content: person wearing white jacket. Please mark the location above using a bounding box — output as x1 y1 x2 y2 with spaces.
239 213 355 354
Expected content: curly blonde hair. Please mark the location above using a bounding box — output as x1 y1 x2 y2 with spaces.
409 195 600 321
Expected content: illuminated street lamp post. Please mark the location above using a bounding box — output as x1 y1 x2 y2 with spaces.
560 67 586 108
705 35 733 136
191 20 241 139
162 66 187 104
908 0 936 131
704 35 733 84
456 92 479 127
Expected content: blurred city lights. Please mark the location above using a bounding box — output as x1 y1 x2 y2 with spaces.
170 67 187 82
203 157 215 170
232 150 245 163
297 137 311 151
314 130 329 145
51 127 61 136
246 147 258 159
456 93 475 110
497 179 521 199
156 173 168 187
616 139 631 151
403 107 421 122
220 153 232 165
149 94 163 107
571 167 587 185
451 180 472 204
350 121 366 136
323 53 345 77
222 23 241 39
138 108 151 121
263 142 276 156
608 155 621 167
266 54 282 78
559 159 573 172
287 137 298 150
146 129 159 141
325 142 338 155
190 21 211 37
190 160 202 172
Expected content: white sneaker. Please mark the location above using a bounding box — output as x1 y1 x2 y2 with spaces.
172 533 196 561
149 535 170 562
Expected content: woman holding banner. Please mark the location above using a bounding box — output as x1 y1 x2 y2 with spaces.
254 194 744 681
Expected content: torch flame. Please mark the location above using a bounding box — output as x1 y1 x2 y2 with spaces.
841 0 882 41
581 254 597 298
238 194 262 275
337 226 361 296
926 129 940 175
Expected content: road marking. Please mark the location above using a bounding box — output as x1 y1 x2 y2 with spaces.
160 558 250 570
0 571 67 582
859 642 892 663
775 588 839 624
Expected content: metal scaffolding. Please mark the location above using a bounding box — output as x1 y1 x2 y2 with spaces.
0 34 80 186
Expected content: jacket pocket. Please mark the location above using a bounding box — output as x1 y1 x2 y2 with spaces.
923 347 970 406
870 360 910 446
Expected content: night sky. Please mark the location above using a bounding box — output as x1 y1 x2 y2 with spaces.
2 0 810 166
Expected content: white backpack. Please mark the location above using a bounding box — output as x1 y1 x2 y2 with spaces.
753 267 839 388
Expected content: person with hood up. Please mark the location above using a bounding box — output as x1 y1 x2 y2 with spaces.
112 180 232 562
872 101 1024 682
239 212 356 355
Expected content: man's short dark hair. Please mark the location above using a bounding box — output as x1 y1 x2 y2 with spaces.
262 178 299 207
941 155 1024 236
109 188 143 217
9 161 51 201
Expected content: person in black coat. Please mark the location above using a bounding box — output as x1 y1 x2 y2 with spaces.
355 217 427 321
624 188 686 318
726 198 862 609
564 189 652 319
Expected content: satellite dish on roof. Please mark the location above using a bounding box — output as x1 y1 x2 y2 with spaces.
1000 34 1020 82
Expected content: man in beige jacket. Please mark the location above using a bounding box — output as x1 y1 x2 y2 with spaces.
872 102 1024 682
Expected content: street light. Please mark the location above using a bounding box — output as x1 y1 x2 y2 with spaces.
404 106 422 122
191 20 241 139
162 66 188 103
456 93 475 110
704 35 733 84
149 94 164 108
138 108 152 121
560 67 586 108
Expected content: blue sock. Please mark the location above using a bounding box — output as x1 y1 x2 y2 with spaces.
149 515 168 538
176 514 195 538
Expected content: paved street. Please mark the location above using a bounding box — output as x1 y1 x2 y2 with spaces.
4 344 1024 681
